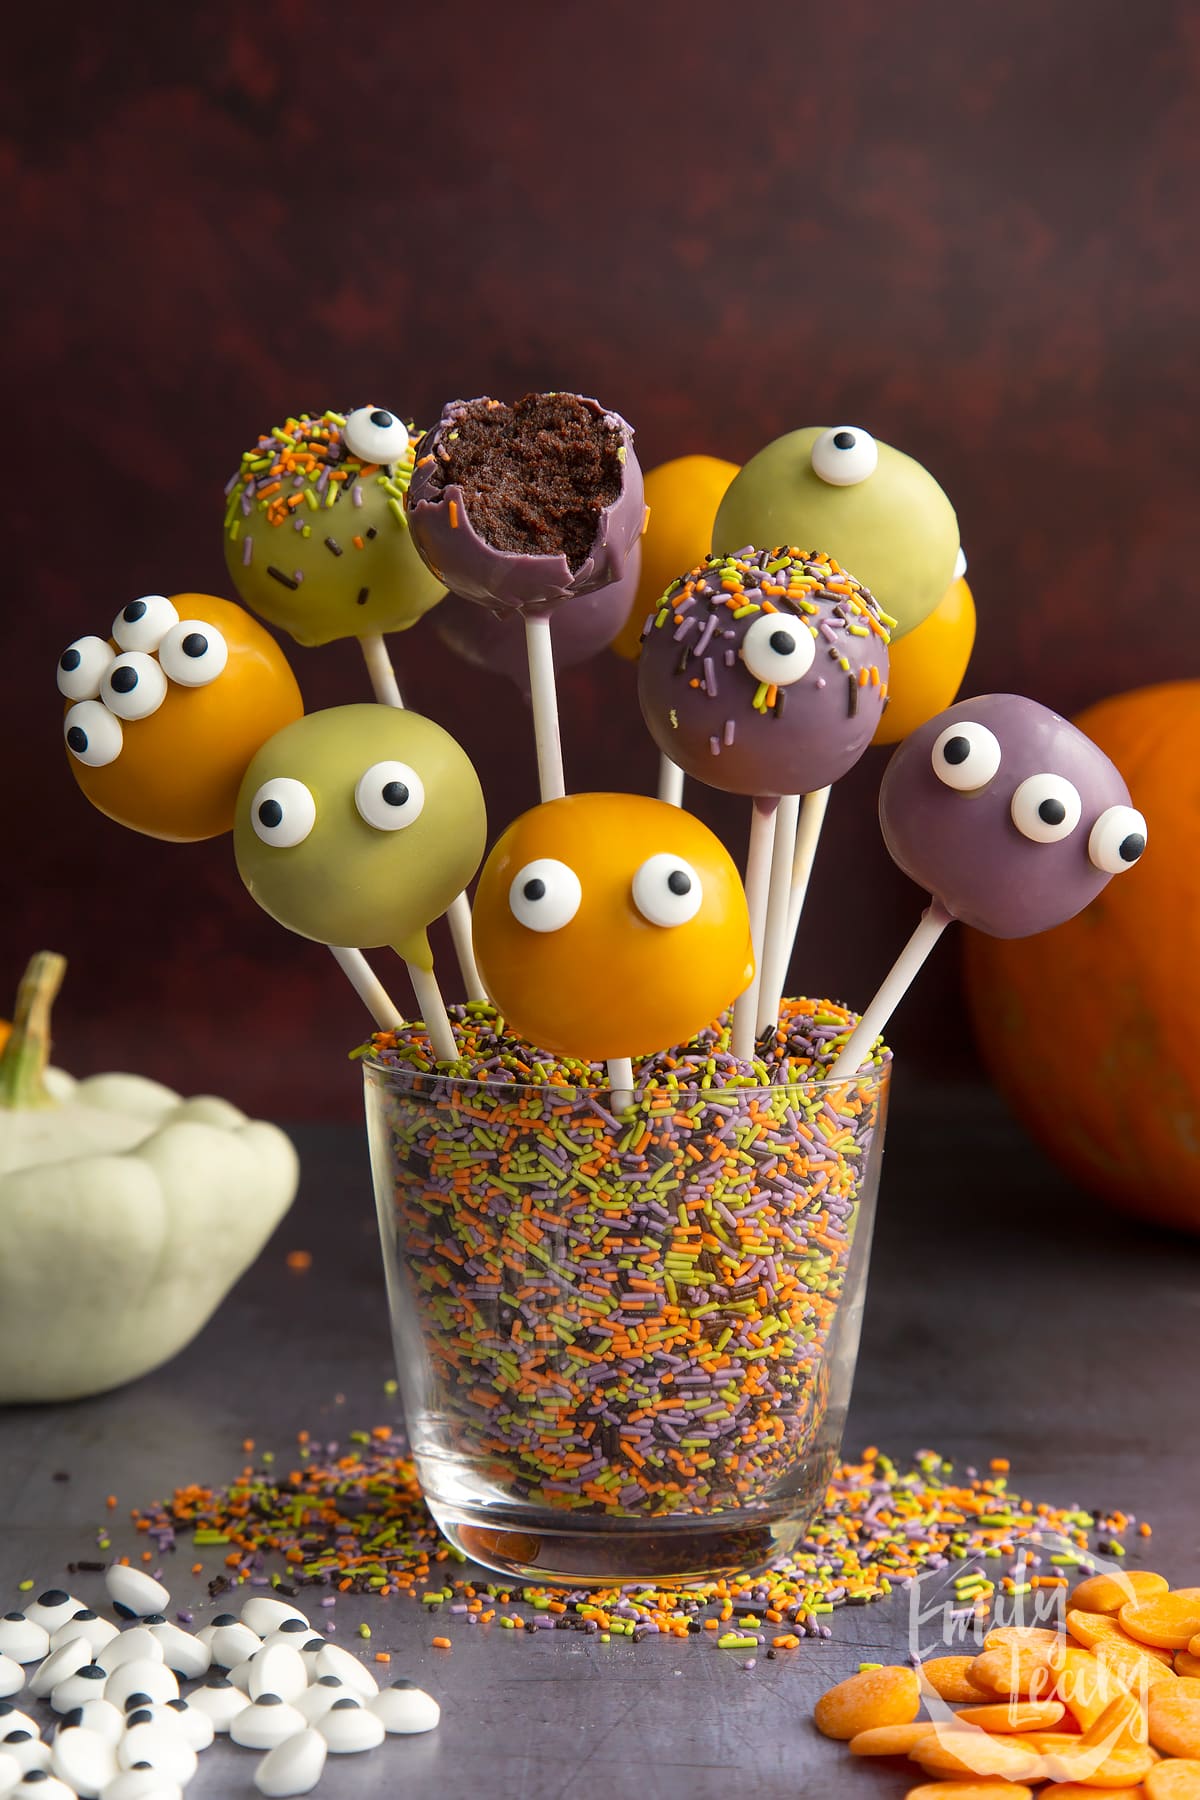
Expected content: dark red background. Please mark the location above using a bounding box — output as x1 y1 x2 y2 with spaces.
3 1 1197 1120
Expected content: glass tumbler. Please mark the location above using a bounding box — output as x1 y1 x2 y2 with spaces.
364 1059 889 1585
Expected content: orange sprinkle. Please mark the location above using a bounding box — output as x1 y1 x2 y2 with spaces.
449 499 459 529
431 1637 452 1650
374 1652 391 1663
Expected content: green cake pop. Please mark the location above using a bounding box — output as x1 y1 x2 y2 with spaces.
234 704 486 980
223 407 445 648
712 425 959 638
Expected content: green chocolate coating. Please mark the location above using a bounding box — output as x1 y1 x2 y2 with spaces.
223 410 446 647
713 426 959 638
234 704 486 967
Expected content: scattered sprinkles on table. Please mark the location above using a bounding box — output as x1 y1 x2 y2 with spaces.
116 1436 1149 1652
361 998 888 1519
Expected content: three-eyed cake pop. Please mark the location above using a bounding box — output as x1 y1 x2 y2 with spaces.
637 548 891 1057
471 792 753 1083
407 393 645 801
233 705 487 1062
830 694 1147 1078
59 593 303 842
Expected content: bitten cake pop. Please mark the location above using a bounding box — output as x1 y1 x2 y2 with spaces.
472 792 753 1065
407 393 645 801
234 705 486 1062
637 548 891 797
713 425 959 640
830 693 1147 1077
59 593 303 841
433 546 640 699
223 408 444 649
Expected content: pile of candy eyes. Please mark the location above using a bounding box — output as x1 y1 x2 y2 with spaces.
0 1567 439 1799
57 599 228 770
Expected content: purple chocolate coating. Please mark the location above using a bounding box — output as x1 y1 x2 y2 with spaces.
432 544 640 698
636 548 890 798
405 395 645 618
879 693 1135 937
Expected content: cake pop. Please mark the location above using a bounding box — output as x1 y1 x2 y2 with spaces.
471 792 753 1066
433 546 640 699
712 425 959 640
223 408 444 651
830 694 1147 1078
233 704 487 1062
59 593 303 842
637 548 891 1057
407 393 645 800
637 548 891 797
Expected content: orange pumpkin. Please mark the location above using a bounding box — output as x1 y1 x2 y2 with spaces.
963 680 1197 1232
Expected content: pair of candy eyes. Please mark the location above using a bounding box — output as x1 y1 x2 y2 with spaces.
249 764 426 846
508 855 702 933
341 406 410 466
930 722 1147 873
60 601 230 768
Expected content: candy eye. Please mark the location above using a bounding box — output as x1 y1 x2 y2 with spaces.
631 853 703 927
157 621 229 687
739 612 816 687
509 859 582 933
64 700 123 767
251 778 316 848
111 594 179 653
1088 804 1147 873
342 407 410 466
57 636 114 701
354 761 426 831
1011 772 1082 843
100 651 168 721
930 720 1002 792
810 426 879 487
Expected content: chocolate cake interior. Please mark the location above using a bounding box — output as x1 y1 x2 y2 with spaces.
432 393 622 570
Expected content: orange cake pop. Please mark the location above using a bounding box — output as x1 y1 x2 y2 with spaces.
472 792 754 1062
59 592 303 841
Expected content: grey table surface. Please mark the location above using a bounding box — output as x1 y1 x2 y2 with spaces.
2 1082 1198 1800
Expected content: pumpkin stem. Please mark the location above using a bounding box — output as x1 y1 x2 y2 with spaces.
0 951 67 1111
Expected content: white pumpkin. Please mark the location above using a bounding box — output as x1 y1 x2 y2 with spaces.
0 952 298 1402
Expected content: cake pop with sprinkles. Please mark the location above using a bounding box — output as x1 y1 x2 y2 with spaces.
831 693 1147 1078
59 592 303 841
713 425 959 639
223 407 445 648
636 548 892 797
471 791 753 1063
234 704 486 1060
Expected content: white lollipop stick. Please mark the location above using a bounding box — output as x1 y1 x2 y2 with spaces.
657 754 685 808
785 785 832 951
607 1055 634 1112
828 898 953 1080
328 947 405 1030
756 792 801 1036
404 962 460 1064
445 891 485 1002
359 633 404 710
359 632 485 1000
730 796 779 1061
524 612 566 801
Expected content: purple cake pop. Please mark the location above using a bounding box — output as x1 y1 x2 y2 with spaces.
405 393 644 616
879 693 1147 937
433 545 640 699
636 548 892 798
